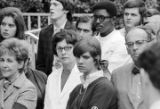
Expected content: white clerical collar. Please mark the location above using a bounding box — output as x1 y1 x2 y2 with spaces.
80 70 104 88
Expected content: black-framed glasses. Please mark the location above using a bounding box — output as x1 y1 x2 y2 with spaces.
56 46 73 52
93 15 111 22
125 40 150 48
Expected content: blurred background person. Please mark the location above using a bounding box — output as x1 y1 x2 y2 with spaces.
44 29 81 109
67 37 117 109
36 0 75 76
75 16 94 37
0 38 37 109
120 0 145 37
138 42 160 109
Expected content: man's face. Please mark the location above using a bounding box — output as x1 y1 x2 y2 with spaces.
77 21 93 37
76 52 96 76
50 0 66 20
126 28 149 62
124 8 141 28
93 9 113 35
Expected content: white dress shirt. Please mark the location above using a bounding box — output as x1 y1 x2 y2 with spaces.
96 29 131 72
44 64 81 109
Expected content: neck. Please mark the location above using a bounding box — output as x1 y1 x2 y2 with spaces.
83 68 99 79
6 72 21 83
63 61 75 73
52 15 67 28
100 27 114 37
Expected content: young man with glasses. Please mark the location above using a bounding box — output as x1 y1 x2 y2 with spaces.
112 26 154 109
92 1 131 73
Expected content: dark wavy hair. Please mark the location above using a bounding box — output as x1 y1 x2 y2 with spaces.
0 7 26 42
52 29 81 56
138 41 160 90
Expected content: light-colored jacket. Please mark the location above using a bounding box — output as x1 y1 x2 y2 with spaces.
0 73 37 109
111 63 146 109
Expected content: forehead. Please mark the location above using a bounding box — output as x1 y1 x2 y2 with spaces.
56 39 72 47
124 8 140 14
126 28 148 41
50 0 63 6
2 16 14 23
94 9 110 16
77 22 92 29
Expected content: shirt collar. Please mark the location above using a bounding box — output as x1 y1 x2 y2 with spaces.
80 70 104 88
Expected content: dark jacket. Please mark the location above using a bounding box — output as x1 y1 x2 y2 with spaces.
25 68 47 109
36 21 75 76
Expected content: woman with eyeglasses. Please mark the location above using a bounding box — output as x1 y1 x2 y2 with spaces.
44 29 81 109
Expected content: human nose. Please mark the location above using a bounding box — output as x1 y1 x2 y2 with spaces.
79 30 84 36
133 43 138 50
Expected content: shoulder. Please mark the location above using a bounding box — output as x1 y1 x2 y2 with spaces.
26 68 47 84
112 63 133 81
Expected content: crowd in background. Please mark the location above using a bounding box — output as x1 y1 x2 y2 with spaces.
1 0 160 109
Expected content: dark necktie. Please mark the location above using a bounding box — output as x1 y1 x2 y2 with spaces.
132 67 140 75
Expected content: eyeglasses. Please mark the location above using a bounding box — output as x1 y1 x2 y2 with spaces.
125 40 150 48
93 15 111 22
56 46 73 52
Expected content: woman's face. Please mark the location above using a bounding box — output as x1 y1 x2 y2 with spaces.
0 16 17 39
56 39 75 65
0 53 22 82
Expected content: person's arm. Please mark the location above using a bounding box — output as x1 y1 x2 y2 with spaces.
88 80 118 109
16 85 37 109
36 30 45 72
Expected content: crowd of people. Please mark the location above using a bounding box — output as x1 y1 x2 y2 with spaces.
1 0 160 109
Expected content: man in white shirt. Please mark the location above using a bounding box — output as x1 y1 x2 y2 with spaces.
138 42 160 109
92 1 131 73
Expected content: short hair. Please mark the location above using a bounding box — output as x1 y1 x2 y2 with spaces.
92 1 117 17
52 29 81 56
73 37 101 69
75 16 93 29
138 41 160 90
0 7 26 41
0 38 30 72
144 8 160 17
55 0 73 22
123 0 145 23
126 26 154 42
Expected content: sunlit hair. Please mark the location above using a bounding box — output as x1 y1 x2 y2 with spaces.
0 7 26 41
52 29 81 56
138 41 160 90
0 38 30 72
73 37 101 69
123 0 146 24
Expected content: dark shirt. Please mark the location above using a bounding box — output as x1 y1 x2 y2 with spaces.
25 68 47 109
67 77 118 109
